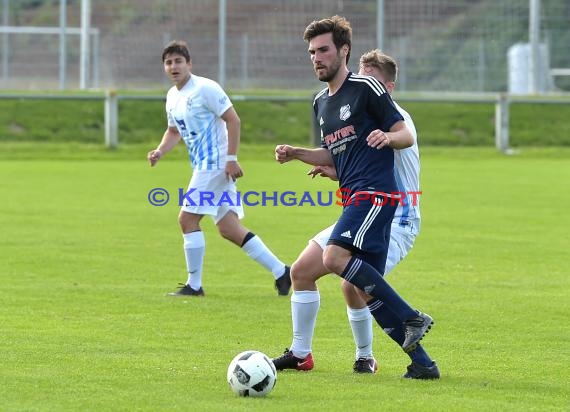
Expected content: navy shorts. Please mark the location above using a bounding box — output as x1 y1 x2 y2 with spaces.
328 192 397 273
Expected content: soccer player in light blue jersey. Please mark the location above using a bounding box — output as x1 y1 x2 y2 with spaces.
147 40 290 297
272 17 437 378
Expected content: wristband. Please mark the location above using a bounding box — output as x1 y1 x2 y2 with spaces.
226 155 238 161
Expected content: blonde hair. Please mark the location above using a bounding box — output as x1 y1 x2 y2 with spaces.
359 49 397 83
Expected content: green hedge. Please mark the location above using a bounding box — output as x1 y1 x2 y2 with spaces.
1 97 569 146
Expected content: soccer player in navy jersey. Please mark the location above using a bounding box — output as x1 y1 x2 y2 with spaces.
273 16 435 374
274 49 439 379
147 40 290 297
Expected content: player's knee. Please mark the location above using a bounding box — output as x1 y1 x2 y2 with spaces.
217 224 232 240
290 260 311 284
179 211 201 233
178 212 191 232
322 248 342 274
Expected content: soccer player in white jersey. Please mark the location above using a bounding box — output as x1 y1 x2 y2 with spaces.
147 40 290 297
273 48 439 379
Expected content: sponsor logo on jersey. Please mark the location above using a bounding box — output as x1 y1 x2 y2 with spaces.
339 104 351 121
319 117 324 126
323 125 356 146
340 230 352 238
175 118 189 138
364 285 375 294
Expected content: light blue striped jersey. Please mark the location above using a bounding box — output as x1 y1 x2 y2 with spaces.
166 74 233 170
393 102 421 226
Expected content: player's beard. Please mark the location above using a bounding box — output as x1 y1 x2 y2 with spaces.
316 54 343 83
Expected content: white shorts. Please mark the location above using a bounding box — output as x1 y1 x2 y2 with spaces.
180 170 244 224
311 219 419 275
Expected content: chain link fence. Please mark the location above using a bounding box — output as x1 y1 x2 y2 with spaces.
1 0 569 92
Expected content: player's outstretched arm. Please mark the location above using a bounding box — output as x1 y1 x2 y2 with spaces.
275 145 333 166
148 127 181 167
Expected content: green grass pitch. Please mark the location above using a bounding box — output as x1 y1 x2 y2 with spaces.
1 146 568 411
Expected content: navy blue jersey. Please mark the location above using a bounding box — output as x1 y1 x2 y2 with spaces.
314 72 404 195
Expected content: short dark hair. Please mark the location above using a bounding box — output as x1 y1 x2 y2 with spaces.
359 49 398 83
303 15 352 64
162 40 191 62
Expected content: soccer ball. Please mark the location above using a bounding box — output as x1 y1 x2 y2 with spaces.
227 350 277 397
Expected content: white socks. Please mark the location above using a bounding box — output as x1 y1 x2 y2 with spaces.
241 235 286 278
183 231 205 290
183 232 284 290
347 306 374 360
290 291 320 358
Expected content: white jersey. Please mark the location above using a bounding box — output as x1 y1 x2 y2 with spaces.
166 74 233 171
393 102 421 227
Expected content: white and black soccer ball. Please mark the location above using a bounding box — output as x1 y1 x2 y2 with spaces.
227 350 277 397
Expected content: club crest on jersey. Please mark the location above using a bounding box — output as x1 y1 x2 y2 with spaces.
186 99 193 110
339 104 351 121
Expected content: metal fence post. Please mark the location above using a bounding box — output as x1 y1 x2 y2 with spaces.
105 90 118 148
59 0 67 90
2 0 9 82
218 0 226 88
376 0 384 51
80 0 91 89
495 93 510 152
529 0 541 94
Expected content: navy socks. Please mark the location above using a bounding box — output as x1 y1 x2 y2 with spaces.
342 256 416 321
368 298 433 367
